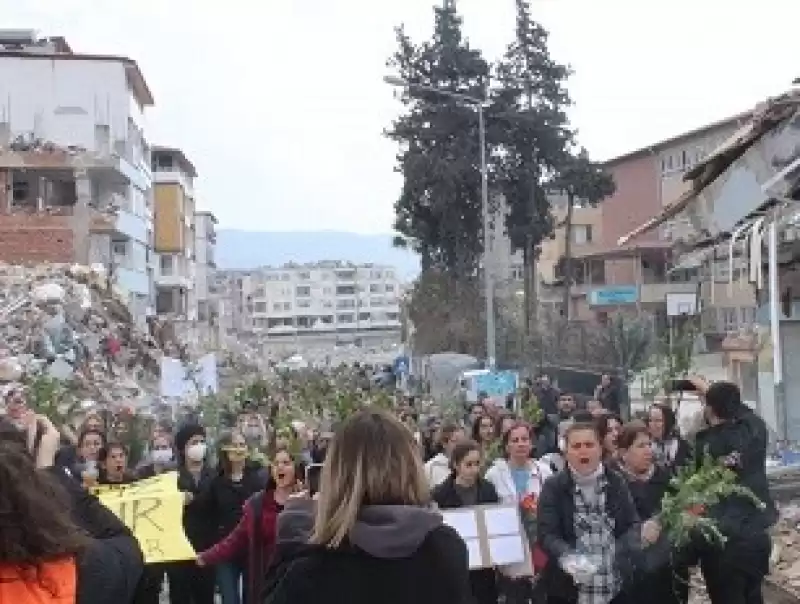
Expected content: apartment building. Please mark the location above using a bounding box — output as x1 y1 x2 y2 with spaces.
487 191 604 309
247 262 402 337
489 113 758 336
193 211 218 322
151 146 197 320
567 114 756 333
0 30 155 323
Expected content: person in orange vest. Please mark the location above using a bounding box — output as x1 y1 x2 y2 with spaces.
0 415 143 604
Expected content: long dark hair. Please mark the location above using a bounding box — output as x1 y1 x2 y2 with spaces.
0 420 91 587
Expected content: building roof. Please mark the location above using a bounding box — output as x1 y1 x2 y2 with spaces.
195 210 218 223
0 49 154 107
151 146 198 177
617 88 800 247
601 112 749 168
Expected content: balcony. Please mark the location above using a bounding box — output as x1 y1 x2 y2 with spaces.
639 282 698 304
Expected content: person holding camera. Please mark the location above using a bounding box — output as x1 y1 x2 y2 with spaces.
689 377 777 604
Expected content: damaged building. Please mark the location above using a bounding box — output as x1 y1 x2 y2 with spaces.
619 86 800 444
0 29 155 325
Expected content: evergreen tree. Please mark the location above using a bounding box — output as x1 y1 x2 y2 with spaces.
552 148 615 319
490 0 572 334
386 4 490 276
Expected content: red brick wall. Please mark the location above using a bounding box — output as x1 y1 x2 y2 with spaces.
0 215 75 264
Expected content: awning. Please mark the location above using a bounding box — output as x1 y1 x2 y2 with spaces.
617 89 800 247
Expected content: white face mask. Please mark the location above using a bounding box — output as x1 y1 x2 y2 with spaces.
186 443 207 462
151 449 173 464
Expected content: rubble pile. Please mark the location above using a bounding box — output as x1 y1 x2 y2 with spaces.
0 262 173 407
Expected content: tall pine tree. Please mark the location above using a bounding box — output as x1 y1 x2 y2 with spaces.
491 0 572 334
386 3 489 276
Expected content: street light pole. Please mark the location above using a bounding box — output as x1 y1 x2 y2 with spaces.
385 76 496 367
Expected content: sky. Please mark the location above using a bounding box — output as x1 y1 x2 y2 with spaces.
2 0 798 234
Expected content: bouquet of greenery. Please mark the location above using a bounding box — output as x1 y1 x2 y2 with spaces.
658 454 765 548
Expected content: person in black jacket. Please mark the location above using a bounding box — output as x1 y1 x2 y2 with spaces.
0 416 143 604
536 421 659 604
264 408 474 604
206 429 268 604
617 421 688 604
168 423 216 604
432 439 499 604
691 379 776 604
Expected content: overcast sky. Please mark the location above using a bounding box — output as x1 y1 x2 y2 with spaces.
3 0 797 234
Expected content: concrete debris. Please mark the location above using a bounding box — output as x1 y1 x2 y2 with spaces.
0 262 183 409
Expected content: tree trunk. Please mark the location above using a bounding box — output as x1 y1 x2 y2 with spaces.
562 191 575 321
522 242 531 337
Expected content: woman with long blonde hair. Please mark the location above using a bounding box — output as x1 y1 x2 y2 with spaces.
263 408 473 604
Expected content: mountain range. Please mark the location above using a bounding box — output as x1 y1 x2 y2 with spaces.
215 230 420 278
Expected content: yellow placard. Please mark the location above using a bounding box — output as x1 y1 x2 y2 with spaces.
90 471 196 564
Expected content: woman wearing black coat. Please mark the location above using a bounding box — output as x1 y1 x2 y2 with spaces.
537 421 655 604
431 440 500 604
618 421 688 604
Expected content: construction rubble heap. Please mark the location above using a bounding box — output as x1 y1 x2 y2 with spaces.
0 263 181 408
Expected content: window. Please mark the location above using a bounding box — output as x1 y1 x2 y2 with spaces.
337 313 355 324
370 297 384 307
12 176 30 203
323 287 332 295
253 287 266 298
370 270 383 279
297 299 311 308
370 284 382 293
114 241 129 256
358 312 371 322
322 300 333 309
572 225 593 245
280 273 290 281
385 284 395 292
253 301 267 313
721 308 738 331
273 303 282 312
510 264 524 281
298 271 311 280
283 302 291 311
336 285 356 296
296 286 311 297
337 299 356 309
588 259 605 284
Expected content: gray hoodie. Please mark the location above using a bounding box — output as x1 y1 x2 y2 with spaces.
276 500 443 559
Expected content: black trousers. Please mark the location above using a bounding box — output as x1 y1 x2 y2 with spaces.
166 561 216 604
701 555 765 604
132 563 168 604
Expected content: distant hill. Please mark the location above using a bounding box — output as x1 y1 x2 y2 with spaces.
215 230 420 278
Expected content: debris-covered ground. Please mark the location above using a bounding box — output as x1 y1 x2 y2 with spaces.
0 262 177 407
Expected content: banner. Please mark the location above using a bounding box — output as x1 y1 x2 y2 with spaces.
90 471 196 564
441 503 528 570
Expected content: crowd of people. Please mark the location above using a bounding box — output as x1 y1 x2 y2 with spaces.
0 369 777 604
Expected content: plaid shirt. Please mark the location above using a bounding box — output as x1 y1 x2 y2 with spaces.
572 473 621 604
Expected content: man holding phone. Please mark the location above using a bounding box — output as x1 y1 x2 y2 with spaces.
688 376 776 604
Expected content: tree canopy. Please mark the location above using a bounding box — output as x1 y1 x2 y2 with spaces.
386 4 489 276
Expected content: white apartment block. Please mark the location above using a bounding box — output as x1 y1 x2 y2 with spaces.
0 30 155 324
247 262 402 336
193 211 218 322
